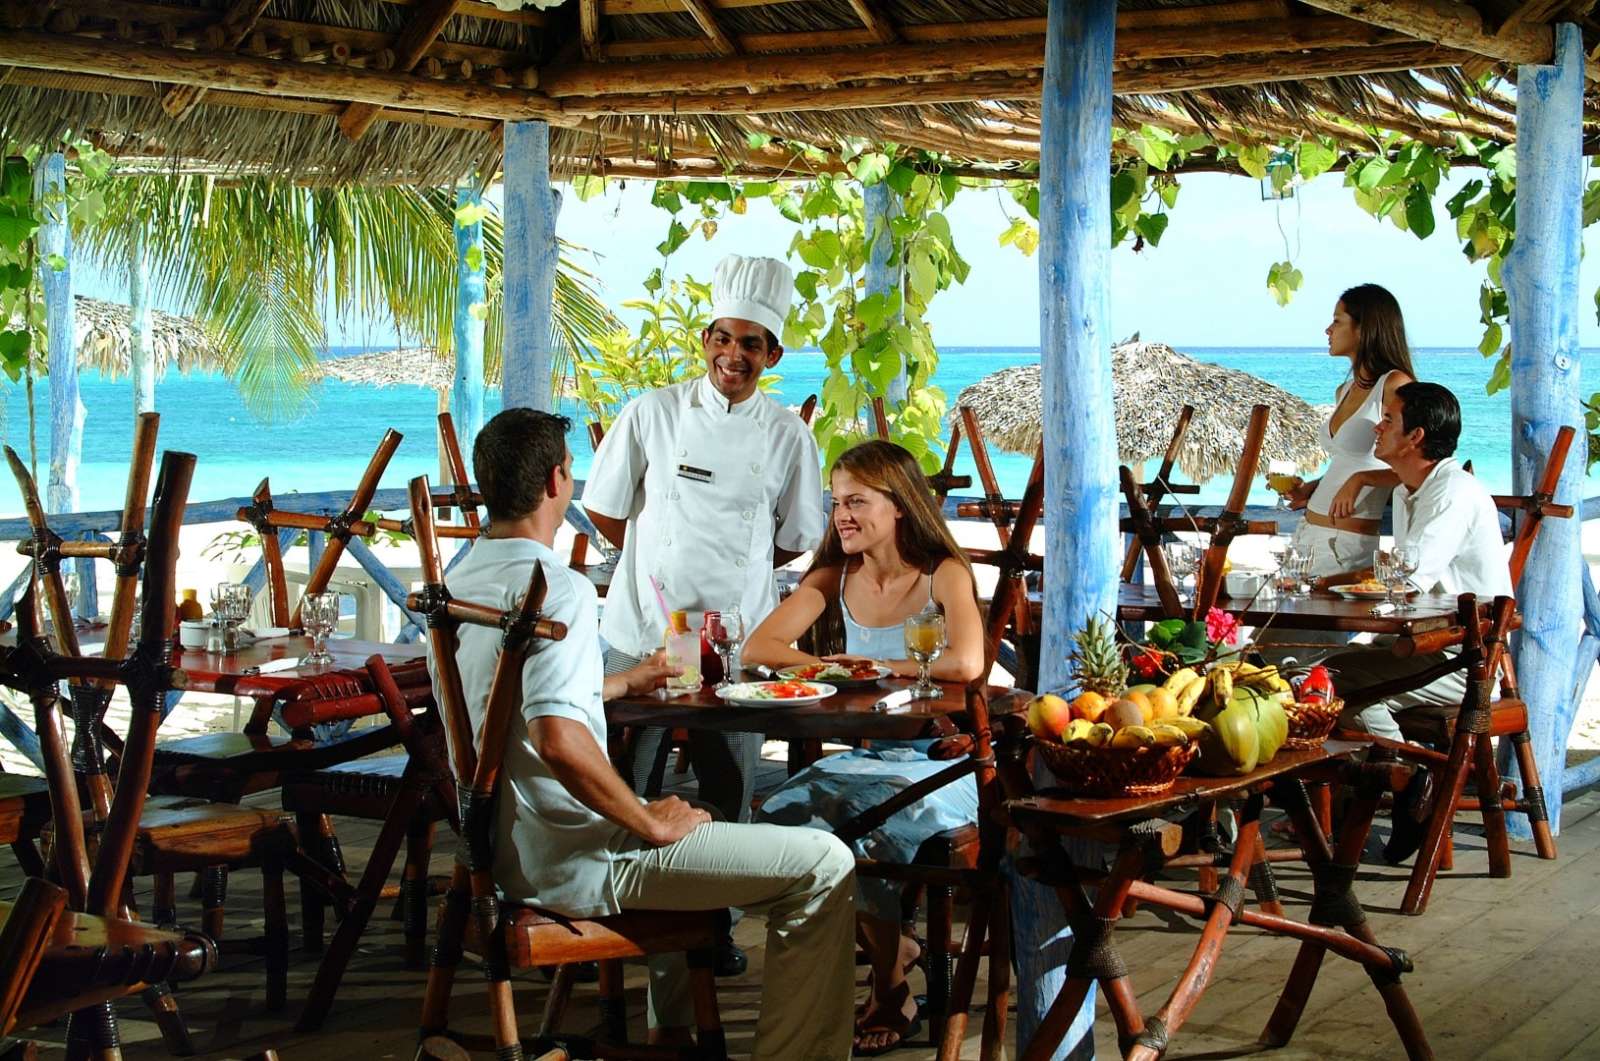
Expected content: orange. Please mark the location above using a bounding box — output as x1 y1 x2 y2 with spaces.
1123 689 1154 724
1070 691 1109 724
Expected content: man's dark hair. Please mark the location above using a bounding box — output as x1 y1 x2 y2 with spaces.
1395 381 1460 461
472 408 572 522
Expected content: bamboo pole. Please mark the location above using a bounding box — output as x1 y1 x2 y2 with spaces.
1505 23 1585 837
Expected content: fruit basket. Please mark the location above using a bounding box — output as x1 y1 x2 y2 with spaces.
1281 697 1344 750
1034 739 1200 797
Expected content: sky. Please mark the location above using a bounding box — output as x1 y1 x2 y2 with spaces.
73 161 1600 351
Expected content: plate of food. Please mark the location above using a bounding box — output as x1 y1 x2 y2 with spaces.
777 661 892 687
715 680 837 706
1329 580 1414 600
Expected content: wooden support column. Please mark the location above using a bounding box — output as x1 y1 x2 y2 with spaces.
501 121 562 411
1505 23 1585 837
34 153 81 517
129 228 153 416
863 182 906 406
1011 0 1116 1056
452 183 487 459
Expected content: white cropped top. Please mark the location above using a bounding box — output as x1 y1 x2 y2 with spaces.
1306 370 1396 521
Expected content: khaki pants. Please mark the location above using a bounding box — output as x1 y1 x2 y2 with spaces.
1323 641 1467 742
611 821 856 1061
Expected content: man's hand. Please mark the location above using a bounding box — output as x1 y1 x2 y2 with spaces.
603 651 681 700
1327 477 1364 519
642 796 712 846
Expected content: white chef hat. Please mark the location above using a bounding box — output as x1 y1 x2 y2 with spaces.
709 254 793 342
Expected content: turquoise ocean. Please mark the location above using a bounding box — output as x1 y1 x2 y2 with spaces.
3 346 1597 520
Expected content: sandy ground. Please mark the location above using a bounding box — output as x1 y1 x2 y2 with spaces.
4 513 1598 778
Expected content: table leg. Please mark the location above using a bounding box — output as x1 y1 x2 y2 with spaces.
936 887 991 1061
1126 795 1266 1061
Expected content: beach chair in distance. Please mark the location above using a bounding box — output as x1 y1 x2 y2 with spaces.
403 475 728 1059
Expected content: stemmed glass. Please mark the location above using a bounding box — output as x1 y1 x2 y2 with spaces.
1390 543 1420 615
1265 460 1300 511
302 592 342 666
209 582 252 652
704 608 744 689
1372 548 1400 615
903 606 947 700
1280 547 1312 598
1163 541 1201 606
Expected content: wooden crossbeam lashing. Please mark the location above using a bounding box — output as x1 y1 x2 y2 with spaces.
338 0 462 140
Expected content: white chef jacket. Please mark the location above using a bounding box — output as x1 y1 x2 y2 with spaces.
1393 457 1514 600
427 536 636 917
584 375 824 657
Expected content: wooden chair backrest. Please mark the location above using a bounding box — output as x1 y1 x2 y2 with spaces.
0 877 69 1038
436 411 483 532
403 476 568 884
870 396 891 440
798 394 818 425
1119 404 1196 582
1191 404 1271 616
1498 424 1576 586
587 420 606 450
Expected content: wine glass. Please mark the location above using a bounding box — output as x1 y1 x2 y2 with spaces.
1280 547 1310 598
704 608 744 689
1265 460 1300 510
302 592 342 666
1391 543 1420 615
1163 540 1200 606
1372 548 1398 614
903 607 947 700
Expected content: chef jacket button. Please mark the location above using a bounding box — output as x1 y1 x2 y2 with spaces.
671 490 681 501
664 537 672 546
679 448 688 458
741 510 753 521
735 558 747 568
750 462 762 474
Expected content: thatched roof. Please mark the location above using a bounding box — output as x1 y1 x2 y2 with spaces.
74 295 226 377
953 341 1327 482
0 0 1572 184
318 346 461 390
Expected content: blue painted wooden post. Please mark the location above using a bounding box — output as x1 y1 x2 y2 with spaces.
130 227 154 415
1505 23 1585 838
1010 0 1118 1056
864 183 907 406
34 154 82 517
453 184 486 458
502 122 562 411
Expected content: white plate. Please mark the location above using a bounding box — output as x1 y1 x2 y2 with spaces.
1329 584 1415 600
776 664 892 688
715 681 837 707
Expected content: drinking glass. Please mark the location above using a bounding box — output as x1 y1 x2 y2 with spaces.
1372 548 1398 614
1265 460 1300 511
302 592 342 666
704 608 744 689
904 607 947 700
1163 541 1200 606
1391 543 1420 615
1280 547 1311 597
664 624 703 694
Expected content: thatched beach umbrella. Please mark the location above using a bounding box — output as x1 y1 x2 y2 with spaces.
953 341 1326 482
74 295 226 377
318 347 467 391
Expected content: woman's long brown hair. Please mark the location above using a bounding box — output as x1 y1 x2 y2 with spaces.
1340 283 1417 388
805 440 977 655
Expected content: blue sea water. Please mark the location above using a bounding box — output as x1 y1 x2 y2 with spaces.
1 345 1595 519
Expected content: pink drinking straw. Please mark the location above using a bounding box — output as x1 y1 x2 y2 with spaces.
648 575 673 627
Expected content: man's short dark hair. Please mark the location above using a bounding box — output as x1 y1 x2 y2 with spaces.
473 408 572 522
1395 381 1461 461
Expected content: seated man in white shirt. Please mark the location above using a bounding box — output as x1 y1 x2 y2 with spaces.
434 407 855 1059
1320 382 1513 863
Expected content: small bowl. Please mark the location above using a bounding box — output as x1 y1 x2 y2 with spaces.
178 620 210 649
1227 572 1266 599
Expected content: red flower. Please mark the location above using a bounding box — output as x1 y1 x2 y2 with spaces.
1205 607 1239 646
1130 648 1164 679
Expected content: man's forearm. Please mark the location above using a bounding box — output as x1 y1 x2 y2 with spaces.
533 722 661 843
589 510 628 551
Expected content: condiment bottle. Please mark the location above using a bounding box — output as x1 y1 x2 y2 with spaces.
177 588 204 622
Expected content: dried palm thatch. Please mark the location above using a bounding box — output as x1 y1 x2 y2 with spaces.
953 341 1327 482
74 295 226 377
317 346 465 390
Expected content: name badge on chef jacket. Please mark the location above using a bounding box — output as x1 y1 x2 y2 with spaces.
676 464 714 484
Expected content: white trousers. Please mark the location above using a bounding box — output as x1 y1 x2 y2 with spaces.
611 821 857 1061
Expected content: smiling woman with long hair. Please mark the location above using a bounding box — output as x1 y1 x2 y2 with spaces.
743 439 984 1055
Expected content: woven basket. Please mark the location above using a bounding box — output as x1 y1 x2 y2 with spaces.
1034 740 1200 797
1282 697 1344 750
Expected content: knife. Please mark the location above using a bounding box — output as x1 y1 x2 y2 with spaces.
872 688 916 713
244 657 302 676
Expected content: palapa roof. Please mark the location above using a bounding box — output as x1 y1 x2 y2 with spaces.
953 341 1327 482
0 0 1585 185
318 346 462 389
74 294 227 377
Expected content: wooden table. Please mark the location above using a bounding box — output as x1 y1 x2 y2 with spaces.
1002 739 1431 1060
173 636 426 699
1117 582 1463 636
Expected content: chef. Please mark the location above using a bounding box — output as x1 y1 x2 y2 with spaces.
584 252 824 838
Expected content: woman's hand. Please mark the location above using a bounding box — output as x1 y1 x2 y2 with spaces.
1326 476 1366 519
1286 478 1318 510
821 653 878 665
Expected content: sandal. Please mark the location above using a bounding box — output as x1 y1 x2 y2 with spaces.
853 998 925 1057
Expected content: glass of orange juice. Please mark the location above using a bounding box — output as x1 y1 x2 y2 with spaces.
904 607 947 700
1265 460 1301 510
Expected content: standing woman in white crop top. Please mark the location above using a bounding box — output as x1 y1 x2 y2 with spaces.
1281 284 1416 576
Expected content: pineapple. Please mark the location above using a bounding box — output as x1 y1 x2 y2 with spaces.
1070 617 1127 698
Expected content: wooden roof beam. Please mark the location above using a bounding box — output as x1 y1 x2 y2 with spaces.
679 0 740 56
339 0 461 140
544 17 1407 96
580 0 603 61
157 0 269 119
1299 0 1600 79
846 0 898 45
0 28 569 123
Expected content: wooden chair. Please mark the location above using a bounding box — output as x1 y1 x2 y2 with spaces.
1120 403 1277 618
287 656 453 1030
1119 405 1201 583
404 475 727 1058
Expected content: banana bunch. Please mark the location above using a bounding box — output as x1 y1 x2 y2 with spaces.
1062 716 1208 749
1161 667 1206 716
1206 666 1234 710
1211 659 1293 694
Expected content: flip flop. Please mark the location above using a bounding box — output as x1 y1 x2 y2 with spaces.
853 997 926 1057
